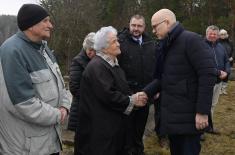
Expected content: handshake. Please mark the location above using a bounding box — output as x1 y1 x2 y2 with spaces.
131 92 148 107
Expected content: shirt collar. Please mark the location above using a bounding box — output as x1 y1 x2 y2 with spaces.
132 35 143 45
96 52 119 67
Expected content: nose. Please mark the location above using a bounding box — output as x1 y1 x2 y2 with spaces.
117 41 120 47
133 25 139 30
48 21 53 29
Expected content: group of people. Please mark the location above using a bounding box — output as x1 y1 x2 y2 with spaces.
0 3 234 155
68 14 156 155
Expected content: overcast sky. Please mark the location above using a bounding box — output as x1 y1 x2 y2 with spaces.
0 0 40 15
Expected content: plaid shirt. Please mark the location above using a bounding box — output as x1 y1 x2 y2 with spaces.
96 52 119 67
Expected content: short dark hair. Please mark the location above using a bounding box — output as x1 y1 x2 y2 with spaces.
130 14 145 25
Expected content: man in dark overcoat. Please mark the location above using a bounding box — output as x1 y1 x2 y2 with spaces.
143 9 217 155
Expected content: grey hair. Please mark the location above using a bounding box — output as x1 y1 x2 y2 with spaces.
206 25 219 34
219 29 229 38
94 26 117 52
83 32 96 50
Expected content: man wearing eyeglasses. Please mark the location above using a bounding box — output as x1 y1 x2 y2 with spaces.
118 14 156 155
142 9 217 155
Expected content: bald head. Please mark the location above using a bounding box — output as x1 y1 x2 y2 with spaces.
152 9 176 27
151 9 177 39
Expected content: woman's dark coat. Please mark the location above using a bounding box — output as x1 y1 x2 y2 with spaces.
77 56 131 155
219 38 234 66
68 49 90 131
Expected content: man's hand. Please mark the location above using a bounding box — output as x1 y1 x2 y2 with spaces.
195 113 208 130
219 70 228 80
132 92 148 107
59 107 68 124
229 57 233 62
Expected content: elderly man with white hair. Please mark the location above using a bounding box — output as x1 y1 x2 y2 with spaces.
219 29 233 67
76 26 148 155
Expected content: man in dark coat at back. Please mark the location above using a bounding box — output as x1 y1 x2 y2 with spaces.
118 14 156 155
143 9 217 155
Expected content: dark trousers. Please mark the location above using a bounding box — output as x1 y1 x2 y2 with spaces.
74 129 79 155
126 104 149 154
153 98 162 136
168 134 201 155
50 153 59 155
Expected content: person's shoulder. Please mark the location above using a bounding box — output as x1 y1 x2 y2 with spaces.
117 27 129 42
182 30 206 45
83 56 107 76
72 50 90 67
72 49 85 60
0 34 25 57
183 30 202 39
86 56 101 67
142 32 153 41
142 33 157 46
1 33 19 48
217 42 227 51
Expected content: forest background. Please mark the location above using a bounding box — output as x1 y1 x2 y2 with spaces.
0 0 235 74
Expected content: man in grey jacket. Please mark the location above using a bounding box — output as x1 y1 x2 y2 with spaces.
0 4 71 155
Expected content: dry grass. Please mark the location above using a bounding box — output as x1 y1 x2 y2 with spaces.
144 81 235 155
62 82 235 155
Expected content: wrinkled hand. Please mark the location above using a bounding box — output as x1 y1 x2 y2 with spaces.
195 113 208 130
132 92 148 107
219 70 227 80
59 107 68 124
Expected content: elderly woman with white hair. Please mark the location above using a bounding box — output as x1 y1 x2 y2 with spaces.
76 26 147 155
219 29 234 66
67 32 96 154
219 29 234 95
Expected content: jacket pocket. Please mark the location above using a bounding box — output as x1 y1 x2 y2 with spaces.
30 69 57 102
23 126 51 155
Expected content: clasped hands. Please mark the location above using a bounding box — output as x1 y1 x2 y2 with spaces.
219 70 227 80
131 92 148 107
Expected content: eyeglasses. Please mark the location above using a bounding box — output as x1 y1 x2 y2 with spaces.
153 19 166 30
